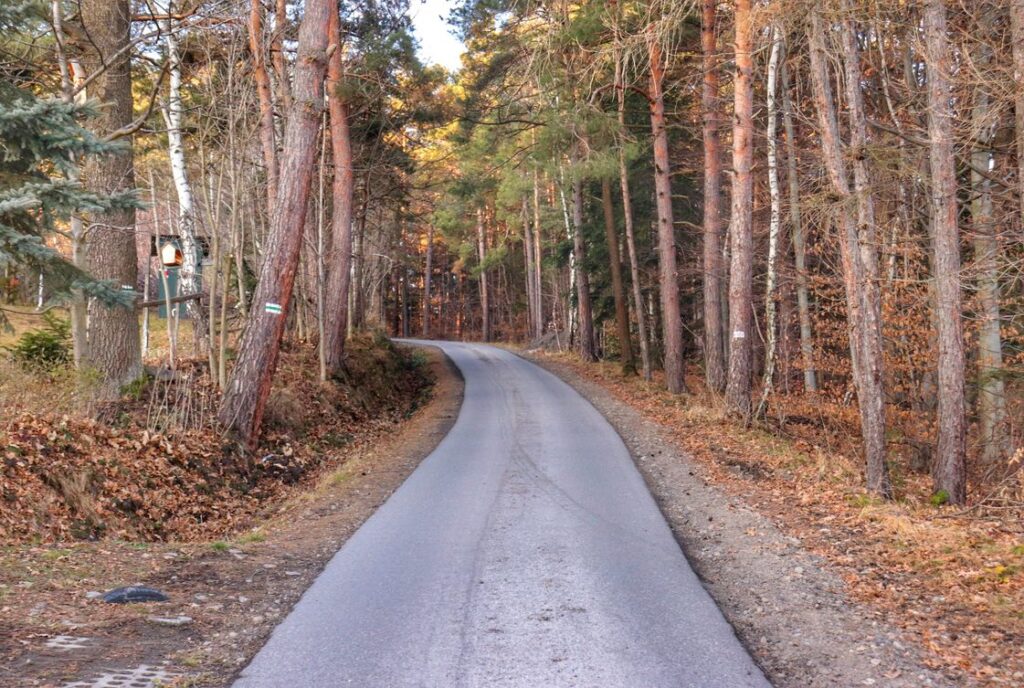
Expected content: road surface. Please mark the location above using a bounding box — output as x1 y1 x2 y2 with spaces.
234 342 770 687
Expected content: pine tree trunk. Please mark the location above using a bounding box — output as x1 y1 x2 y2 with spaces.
522 199 537 340
970 19 1008 466
602 178 633 374
77 0 141 395
924 0 967 504
352 180 369 331
725 0 754 415
219 0 332 446
701 0 725 393
323 10 354 375
249 0 278 218
476 207 491 342
808 9 892 498
271 0 292 113
531 169 545 338
648 36 685 392
570 152 596 362
781 62 817 393
615 51 652 382
1013 1 1024 229
424 224 433 338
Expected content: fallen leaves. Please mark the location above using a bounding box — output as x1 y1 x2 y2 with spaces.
0 336 433 545
535 351 1024 687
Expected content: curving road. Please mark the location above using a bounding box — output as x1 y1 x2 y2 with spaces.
234 342 770 688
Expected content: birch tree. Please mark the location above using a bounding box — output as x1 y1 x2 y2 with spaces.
162 1 207 354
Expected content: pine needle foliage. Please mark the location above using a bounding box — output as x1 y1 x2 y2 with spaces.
0 1 138 325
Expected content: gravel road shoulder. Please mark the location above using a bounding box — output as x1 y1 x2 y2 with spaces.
528 354 957 688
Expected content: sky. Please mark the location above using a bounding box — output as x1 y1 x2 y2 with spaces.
409 0 466 72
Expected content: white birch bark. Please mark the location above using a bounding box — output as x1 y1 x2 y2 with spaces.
757 25 783 418
163 3 207 351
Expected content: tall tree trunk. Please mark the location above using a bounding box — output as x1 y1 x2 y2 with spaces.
1013 1 1024 230
522 198 537 340
808 9 892 498
556 169 577 341
570 148 597 362
615 51 651 381
77 0 141 394
924 0 966 504
271 0 292 113
602 178 633 374
323 9 354 375
316 114 327 381
249 0 278 218
970 19 1008 466
163 2 208 354
781 62 817 393
757 25 784 417
531 169 545 338
725 0 754 414
648 35 685 392
476 207 491 342
51 1 88 365
219 0 332 445
701 0 725 392
351 178 369 331
424 224 433 338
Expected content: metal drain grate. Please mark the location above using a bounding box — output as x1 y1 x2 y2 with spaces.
45 635 92 650
62 664 181 687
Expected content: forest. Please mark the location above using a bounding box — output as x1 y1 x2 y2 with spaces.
4 0 1021 501
2 0 1024 685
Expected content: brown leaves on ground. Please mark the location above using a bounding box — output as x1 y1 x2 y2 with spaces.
0 334 433 545
535 352 1024 687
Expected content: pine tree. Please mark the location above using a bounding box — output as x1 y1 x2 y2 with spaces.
0 2 136 328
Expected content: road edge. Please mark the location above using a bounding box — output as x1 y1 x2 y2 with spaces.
521 351 954 688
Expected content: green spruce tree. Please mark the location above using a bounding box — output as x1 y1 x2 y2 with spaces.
0 1 136 326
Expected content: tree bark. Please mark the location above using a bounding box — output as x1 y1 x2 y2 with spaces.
602 178 633 374
725 0 754 415
219 0 332 445
757 25 784 417
476 207 491 342
531 169 545 338
615 50 652 381
781 62 817 393
971 14 1008 466
323 9 355 376
924 0 966 504
521 198 537 340
701 0 725 393
77 0 141 395
163 1 208 354
1013 1 1024 230
271 0 292 113
648 36 685 392
808 9 892 498
249 0 279 218
424 224 433 338
570 152 596 362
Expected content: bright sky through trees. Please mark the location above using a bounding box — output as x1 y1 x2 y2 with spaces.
409 0 464 71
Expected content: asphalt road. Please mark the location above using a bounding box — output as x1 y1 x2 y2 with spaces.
234 342 770 688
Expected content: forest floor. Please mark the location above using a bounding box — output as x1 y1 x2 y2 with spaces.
526 350 1023 688
0 334 462 687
